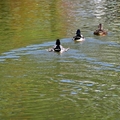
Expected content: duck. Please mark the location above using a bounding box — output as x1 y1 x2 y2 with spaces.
47 39 69 53
94 23 107 36
73 29 85 42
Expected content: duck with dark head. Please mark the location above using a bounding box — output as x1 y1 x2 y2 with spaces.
54 39 61 52
73 29 85 41
47 39 69 53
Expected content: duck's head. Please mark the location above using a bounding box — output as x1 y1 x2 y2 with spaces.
76 29 81 36
56 39 60 46
98 23 103 30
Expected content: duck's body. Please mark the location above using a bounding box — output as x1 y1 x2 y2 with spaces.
73 34 85 41
48 39 69 53
73 29 85 41
94 24 107 36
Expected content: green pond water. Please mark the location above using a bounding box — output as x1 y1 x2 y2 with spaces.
0 0 120 120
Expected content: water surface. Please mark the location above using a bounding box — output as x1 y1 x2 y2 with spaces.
0 0 120 120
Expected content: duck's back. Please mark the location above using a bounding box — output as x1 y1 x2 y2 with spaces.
54 45 61 52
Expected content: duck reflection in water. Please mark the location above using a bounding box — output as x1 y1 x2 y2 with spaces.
48 39 69 53
94 23 107 36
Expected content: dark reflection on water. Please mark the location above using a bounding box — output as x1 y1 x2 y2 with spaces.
0 0 120 120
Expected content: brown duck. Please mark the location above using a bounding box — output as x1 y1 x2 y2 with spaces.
94 23 107 36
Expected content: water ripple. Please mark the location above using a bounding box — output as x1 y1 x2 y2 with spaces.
0 38 119 73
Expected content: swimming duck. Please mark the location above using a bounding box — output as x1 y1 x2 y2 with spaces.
73 29 85 41
47 39 69 53
94 23 107 36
